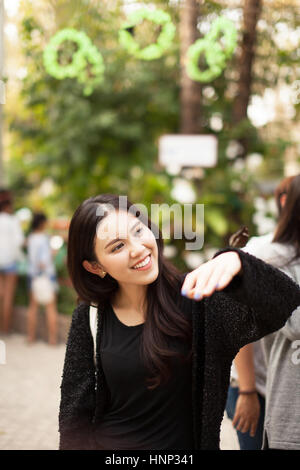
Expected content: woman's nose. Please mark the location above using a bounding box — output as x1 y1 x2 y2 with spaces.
129 242 144 257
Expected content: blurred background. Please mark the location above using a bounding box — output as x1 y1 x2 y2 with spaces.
0 0 299 450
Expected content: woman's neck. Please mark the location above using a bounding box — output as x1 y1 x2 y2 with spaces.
112 284 148 314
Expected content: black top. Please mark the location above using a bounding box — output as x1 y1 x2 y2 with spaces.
59 248 300 450
94 302 194 450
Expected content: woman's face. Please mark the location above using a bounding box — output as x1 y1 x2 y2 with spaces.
92 210 159 285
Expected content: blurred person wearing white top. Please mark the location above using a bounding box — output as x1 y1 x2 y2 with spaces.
0 189 25 333
26 212 58 345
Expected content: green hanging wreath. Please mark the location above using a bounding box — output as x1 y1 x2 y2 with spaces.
206 16 238 59
119 8 176 60
186 39 224 83
43 28 105 95
186 16 237 83
76 42 105 96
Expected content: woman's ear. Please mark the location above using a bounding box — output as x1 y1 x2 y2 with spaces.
82 260 101 275
280 193 287 209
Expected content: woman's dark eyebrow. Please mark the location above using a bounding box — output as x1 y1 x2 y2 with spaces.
104 221 141 249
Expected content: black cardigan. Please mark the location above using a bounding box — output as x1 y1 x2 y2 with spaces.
58 248 300 450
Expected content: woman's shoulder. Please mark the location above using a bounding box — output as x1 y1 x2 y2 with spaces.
243 235 295 266
268 242 297 260
72 302 90 318
242 232 274 257
67 302 91 339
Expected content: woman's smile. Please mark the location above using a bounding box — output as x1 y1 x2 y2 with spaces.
131 254 152 271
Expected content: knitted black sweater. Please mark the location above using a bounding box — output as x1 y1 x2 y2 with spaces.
58 248 300 450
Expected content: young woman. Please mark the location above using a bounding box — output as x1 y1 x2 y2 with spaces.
0 189 24 333
226 175 296 450
26 212 58 345
234 174 300 450
59 194 300 450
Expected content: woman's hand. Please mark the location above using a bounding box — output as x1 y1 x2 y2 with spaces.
232 393 260 437
181 251 242 300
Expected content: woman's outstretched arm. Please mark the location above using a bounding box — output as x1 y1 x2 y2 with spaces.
59 303 96 450
181 248 300 354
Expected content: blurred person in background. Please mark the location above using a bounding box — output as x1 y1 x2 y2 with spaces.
0 188 24 334
26 212 58 345
226 174 300 450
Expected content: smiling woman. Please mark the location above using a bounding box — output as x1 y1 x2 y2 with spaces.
66 193 191 388
59 193 300 451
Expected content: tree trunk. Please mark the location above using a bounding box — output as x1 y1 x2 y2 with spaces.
179 0 202 134
233 0 261 125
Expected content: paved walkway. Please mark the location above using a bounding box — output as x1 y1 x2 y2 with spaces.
0 333 239 450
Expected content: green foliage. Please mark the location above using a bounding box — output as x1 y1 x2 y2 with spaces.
8 1 180 217
5 1 300 310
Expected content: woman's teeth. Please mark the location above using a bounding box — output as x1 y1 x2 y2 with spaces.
133 255 151 269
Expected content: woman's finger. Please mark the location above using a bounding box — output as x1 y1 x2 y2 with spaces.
181 272 197 298
236 418 248 433
200 265 226 297
232 412 240 428
181 263 214 299
199 252 241 297
240 420 250 434
214 269 236 291
250 421 258 437
235 418 245 431
193 264 226 300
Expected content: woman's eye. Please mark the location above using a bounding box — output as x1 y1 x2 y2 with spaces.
112 243 124 253
111 227 143 252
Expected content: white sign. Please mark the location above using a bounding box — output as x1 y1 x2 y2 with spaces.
159 135 218 173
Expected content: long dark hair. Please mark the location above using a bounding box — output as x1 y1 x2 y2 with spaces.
67 194 192 390
273 174 300 265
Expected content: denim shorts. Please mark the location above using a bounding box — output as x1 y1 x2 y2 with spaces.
0 262 18 274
